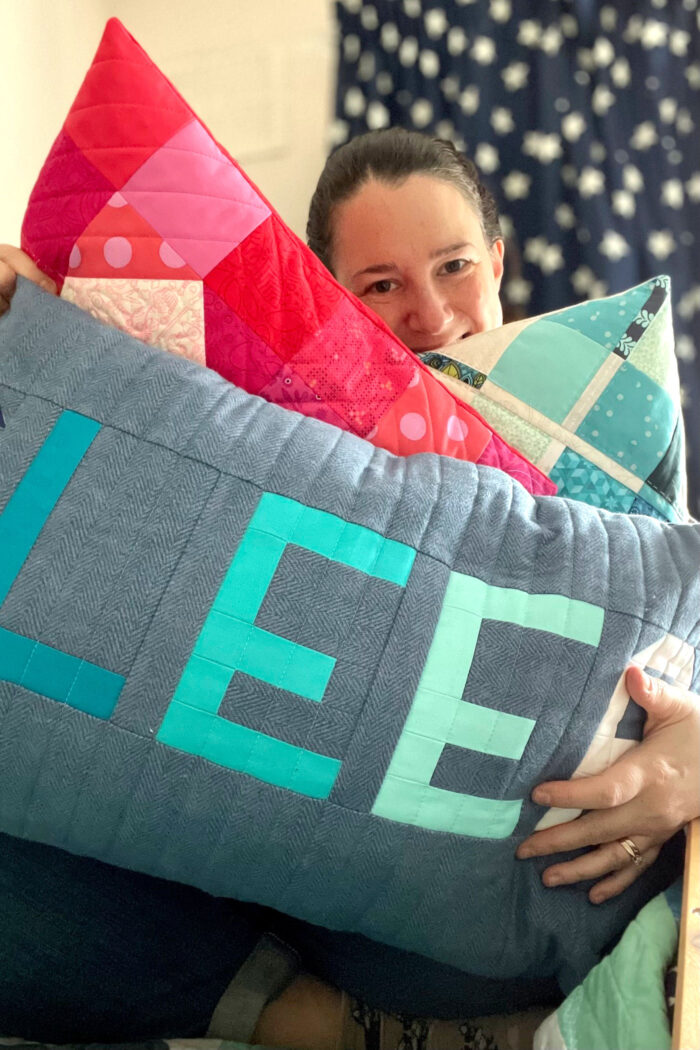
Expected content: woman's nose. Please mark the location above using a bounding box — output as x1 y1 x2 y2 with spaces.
408 286 453 334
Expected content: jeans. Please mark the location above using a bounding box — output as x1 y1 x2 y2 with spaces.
0 833 268 1042
0 833 559 1041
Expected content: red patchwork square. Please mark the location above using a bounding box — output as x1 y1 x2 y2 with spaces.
205 216 346 363
65 19 192 187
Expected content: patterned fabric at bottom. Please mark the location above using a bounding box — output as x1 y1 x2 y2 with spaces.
344 999 550 1050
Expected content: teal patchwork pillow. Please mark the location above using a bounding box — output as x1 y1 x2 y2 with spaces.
420 277 686 521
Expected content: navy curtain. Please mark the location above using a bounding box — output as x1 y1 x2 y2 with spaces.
332 0 700 517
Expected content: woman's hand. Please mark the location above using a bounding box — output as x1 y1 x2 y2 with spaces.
0 245 56 316
517 665 700 903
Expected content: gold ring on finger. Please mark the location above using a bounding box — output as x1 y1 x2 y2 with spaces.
618 837 643 868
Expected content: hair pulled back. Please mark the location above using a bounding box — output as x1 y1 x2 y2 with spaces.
307 128 502 273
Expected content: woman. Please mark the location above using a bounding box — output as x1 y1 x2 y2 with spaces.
0 129 698 1049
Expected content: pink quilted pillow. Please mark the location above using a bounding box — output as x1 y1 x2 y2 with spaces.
21 18 554 497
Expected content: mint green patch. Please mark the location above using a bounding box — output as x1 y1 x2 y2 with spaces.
489 321 609 424
577 361 675 478
627 297 674 387
404 689 533 760
418 606 481 700
0 410 100 605
547 280 651 349
557 890 676 1050
389 730 447 783
159 490 416 798
445 572 604 646
467 394 553 462
372 572 603 838
449 702 535 760
373 773 524 837
550 448 635 512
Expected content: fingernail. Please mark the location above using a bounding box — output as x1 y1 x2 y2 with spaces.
544 873 561 887
517 847 533 859
590 892 604 905
532 789 550 805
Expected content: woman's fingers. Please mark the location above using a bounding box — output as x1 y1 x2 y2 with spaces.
531 760 644 813
539 836 657 892
626 665 698 729
520 669 700 872
0 246 56 316
587 843 661 904
518 799 645 859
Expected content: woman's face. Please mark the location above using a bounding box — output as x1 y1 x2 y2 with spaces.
331 174 505 353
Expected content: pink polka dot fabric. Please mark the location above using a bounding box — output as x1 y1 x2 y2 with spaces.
21 17 555 498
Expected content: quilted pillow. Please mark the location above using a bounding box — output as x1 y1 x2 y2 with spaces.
420 276 687 522
0 280 697 996
19 17 552 499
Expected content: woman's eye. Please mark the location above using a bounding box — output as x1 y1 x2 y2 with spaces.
442 258 469 275
368 279 396 294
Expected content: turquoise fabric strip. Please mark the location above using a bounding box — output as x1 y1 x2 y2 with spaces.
0 410 100 605
0 627 123 718
0 410 123 719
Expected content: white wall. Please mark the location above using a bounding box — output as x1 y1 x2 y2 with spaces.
1 0 335 243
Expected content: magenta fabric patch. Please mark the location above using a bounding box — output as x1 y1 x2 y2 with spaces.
121 120 270 277
203 287 282 396
476 431 539 490
21 129 117 289
291 298 415 436
258 363 351 431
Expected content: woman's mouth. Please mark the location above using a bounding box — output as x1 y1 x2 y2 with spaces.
411 332 470 353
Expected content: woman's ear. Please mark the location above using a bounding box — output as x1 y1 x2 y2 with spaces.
490 238 505 290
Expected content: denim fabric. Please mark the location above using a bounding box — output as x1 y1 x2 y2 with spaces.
0 833 267 1042
1 282 696 994
0 830 559 1036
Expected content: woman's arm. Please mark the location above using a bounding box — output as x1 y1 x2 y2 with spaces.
518 666 700 902
0 244 56 315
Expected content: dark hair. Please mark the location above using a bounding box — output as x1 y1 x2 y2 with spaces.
307 128 502 273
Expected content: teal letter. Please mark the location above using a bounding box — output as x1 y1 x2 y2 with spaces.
372 572 604 837
158 493 415 799
0 411 124 718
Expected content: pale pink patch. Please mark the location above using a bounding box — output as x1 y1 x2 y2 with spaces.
366 425 378 440
104 237 133 269
108 192 128 208
122 119 270 277
446 415 470 441
399 412 427 441
408 368 420 388
68 244 82 270
159 241 187 268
